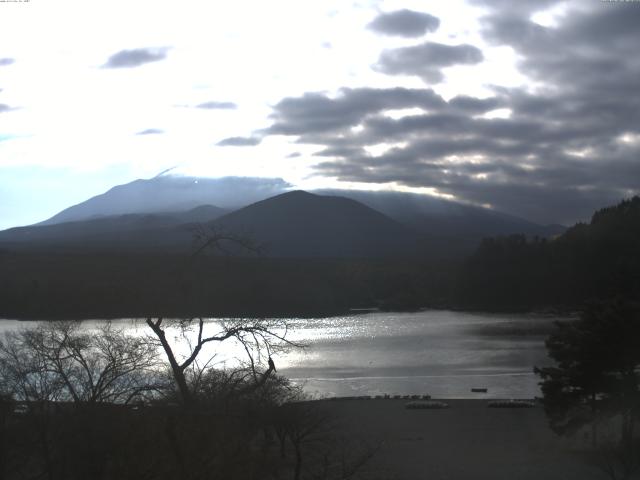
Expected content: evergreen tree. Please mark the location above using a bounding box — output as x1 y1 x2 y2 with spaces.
535 300 640 448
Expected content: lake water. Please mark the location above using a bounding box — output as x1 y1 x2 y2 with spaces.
280 311 563 399
0 311 565 399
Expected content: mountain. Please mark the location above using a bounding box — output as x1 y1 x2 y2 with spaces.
3 175 567 258
34 175 564 252
315 189 564 240
40 176 290 225
211 190 423 258
176 205 228 223
0 205 226 252
0 191 424 258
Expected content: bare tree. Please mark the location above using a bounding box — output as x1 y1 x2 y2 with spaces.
145 317 302 406
0 329 65 404
0 321 163 405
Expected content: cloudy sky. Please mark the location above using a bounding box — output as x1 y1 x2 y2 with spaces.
1 0 639 229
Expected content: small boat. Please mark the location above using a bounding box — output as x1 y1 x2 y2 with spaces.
471 388 488 393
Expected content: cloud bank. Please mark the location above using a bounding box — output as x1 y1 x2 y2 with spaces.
375 42 484 83
257 1 640 224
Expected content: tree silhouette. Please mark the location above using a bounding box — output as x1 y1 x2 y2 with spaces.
458 196 640 311
535 300 640 452
145 317 300 406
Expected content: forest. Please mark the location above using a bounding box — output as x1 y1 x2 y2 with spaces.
456 196 640 311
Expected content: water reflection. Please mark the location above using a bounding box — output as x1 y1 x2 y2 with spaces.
0 311 564 399
278 311 562 399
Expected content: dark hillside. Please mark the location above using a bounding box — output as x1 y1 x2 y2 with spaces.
0 205 226 253
0 251 457 319
456 197 640 310
212 190 425 258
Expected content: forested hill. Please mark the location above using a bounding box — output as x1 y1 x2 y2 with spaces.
456 197 640 311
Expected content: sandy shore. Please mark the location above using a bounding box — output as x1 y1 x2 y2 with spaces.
318 398 603 480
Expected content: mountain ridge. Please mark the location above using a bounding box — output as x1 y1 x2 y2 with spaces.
1 176 567 259
0 190 425 258
39 176 290 225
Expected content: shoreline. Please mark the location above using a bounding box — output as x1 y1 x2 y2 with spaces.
0 306 579 322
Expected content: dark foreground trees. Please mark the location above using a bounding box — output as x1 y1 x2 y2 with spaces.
0 321 162 405
535 300 640 478
0 321 376 480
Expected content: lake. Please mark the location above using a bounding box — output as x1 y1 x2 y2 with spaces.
280 310 563 399
0 310 565 399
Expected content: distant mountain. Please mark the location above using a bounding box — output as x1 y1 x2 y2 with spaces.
0 191 424 258
316 189 564 241
0 205 226 252
177 205 228 224
3 174 567 258
211 190 423 258
38 176 563 244
40 176 290 225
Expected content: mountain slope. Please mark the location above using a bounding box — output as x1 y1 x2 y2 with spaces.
40 176 289 225
0 205 226 251
4 174 566 258
37 176 563 247
316 189 564 239
0 191 425 258
212 190 424 258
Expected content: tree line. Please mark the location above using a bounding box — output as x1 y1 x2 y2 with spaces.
456 196 640 311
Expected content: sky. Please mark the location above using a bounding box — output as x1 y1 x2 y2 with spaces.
1 0 639 229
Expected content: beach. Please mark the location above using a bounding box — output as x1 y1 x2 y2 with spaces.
319 398 603 480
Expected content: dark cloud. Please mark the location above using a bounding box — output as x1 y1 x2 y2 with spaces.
103 48 169 68
314 146 367 158
375 42 484 83
470 0 562 15
196 101 237 110
0 104 13 113
368 9 440 37
448 95 504 113
265 87 446 135
0 58 15 67
480 2 640 93
136 128 164 135
253 2 640 224
217 136 262 147
286 152 302 158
